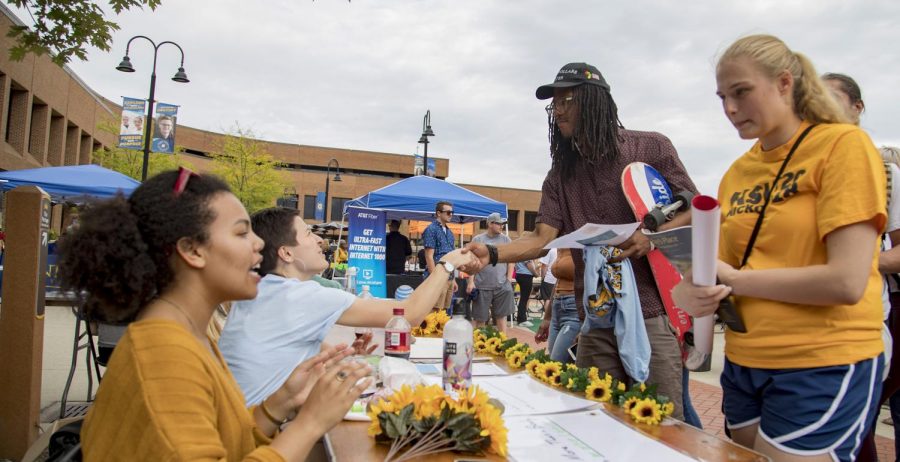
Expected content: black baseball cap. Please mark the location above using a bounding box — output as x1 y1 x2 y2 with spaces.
535 62 610 100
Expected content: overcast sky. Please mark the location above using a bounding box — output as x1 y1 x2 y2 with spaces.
11 1 900 194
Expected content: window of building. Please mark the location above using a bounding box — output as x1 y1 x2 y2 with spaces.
479 220 487 230
524 211 538 232
331 197 350 221
508 210 519 231
303 195 317 219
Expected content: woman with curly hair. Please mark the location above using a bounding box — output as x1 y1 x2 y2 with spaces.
674 35 886 461
59 169 372 461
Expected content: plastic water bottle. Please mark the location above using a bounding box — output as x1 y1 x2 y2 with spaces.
355 286 375 340
442 300 473 392
384 308 411 360
345 267 357 295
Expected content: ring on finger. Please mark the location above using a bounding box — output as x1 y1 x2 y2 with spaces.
336 371 348 383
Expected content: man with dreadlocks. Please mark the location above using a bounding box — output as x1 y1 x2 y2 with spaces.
463 63 698 420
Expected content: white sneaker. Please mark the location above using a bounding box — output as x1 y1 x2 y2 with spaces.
519 321 534 328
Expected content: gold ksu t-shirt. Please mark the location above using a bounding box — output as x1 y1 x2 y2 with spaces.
718 121 886 369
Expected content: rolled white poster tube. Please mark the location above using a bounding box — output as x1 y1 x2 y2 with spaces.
684 195 719 372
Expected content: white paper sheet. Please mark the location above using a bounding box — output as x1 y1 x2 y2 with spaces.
415 362 508 376
409 336 443 360
473 373 598 416
544 222 641 249
686 195 720 372
506 410 697 462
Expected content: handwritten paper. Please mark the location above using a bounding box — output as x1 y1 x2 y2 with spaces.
506 410 697 461
474 373 597 416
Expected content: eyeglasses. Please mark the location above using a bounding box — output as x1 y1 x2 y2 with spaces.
545 95 575 117
441 210 454 215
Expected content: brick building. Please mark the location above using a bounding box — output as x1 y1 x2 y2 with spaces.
0 5 541 237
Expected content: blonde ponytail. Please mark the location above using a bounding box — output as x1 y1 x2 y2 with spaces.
718 34 849 124
791 52 847 124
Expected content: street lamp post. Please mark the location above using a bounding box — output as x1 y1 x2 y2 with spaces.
116 36 190 181
323 158 342 223
417 110 435 176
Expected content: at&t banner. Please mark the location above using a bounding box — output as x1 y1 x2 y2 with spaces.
347 206 386 297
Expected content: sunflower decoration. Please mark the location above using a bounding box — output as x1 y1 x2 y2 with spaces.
623 396 640 414
539 362 562 384
559 364 591 392
485 337 502 352
506 349 528 369
476 400 509 458
411 326 424 336
474 339 488 353
548 373 563 388
588 367 601 382
488 339 504 356
369 384 508 461
660 401 675 417
630 398 663 425
585 379 613 403
525 359 543 378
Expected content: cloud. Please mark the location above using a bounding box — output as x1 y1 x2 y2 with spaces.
15 0 897 192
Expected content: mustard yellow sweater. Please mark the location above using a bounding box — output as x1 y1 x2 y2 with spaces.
81 319 285 461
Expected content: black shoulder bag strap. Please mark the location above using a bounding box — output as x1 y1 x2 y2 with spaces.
739 124 817 269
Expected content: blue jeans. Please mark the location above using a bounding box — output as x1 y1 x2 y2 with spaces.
548 294 581 364
682 368 702 429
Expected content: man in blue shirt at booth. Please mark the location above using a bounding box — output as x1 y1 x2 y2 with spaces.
422 200 457 310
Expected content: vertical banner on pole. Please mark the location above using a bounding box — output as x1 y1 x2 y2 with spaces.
414 154 424 176
347 206 386 297
151 102 179 153
315 192 326 221
413 155 437 177
118 97 146 150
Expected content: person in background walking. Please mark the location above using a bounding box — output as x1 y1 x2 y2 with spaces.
514 258 537 327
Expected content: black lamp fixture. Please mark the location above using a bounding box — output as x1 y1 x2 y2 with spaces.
115 35 189 181
417 110 435 176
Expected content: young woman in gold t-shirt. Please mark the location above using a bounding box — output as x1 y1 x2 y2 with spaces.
673 35 886 462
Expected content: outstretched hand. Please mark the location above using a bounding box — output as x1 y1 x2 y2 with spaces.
459 242 489 274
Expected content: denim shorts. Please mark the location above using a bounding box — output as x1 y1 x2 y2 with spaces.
722 355 883 461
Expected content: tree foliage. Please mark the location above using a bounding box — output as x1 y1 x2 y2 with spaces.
91 118 193 180
5 0 161 65
211 125 289 214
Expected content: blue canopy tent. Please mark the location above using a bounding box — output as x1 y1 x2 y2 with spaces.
0 164 140 203
343 175 508 224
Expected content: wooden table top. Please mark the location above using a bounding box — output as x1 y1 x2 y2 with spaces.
324 356 770 462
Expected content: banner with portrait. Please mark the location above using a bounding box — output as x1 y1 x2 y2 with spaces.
118 97 146 150
151 103 179 153
347 206 387 297
414 154 436 177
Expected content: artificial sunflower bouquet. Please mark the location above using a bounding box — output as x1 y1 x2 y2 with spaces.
474 327 674 425
367 383 508 461
410 310 451 337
